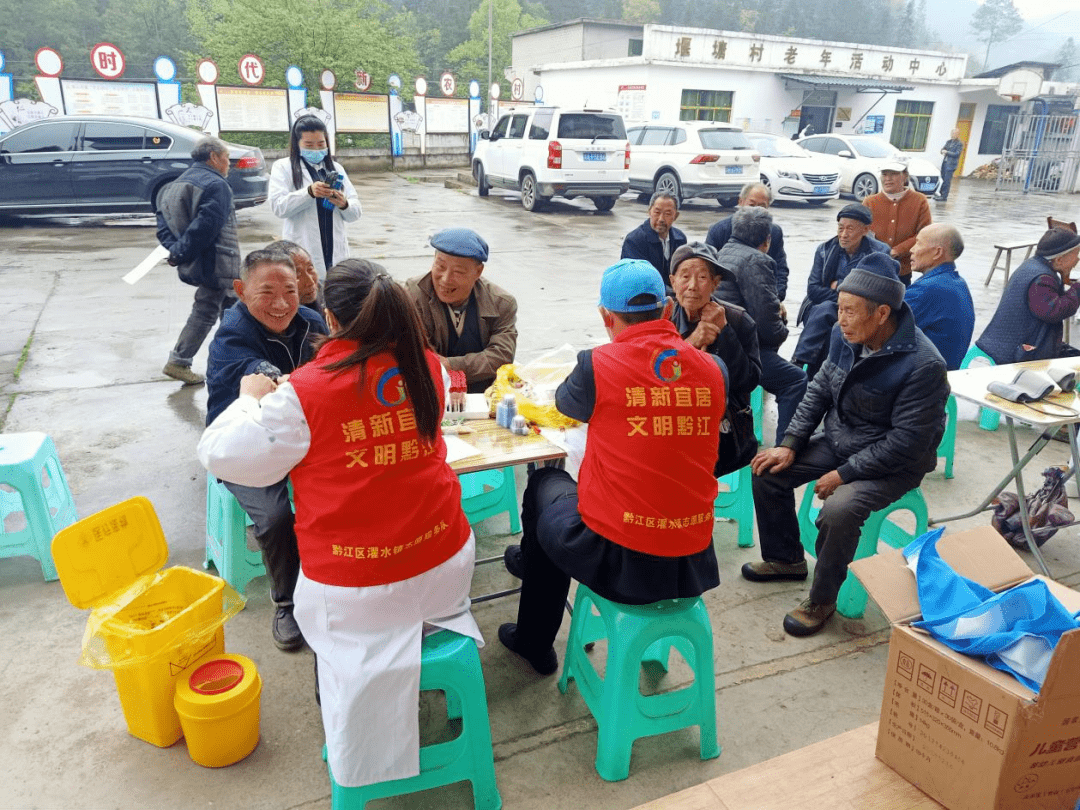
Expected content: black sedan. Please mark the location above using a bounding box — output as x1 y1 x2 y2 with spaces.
0 115 268 215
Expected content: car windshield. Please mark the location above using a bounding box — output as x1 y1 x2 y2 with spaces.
748 136 806 158
850 138 897 158
698 129 752 150
556 114 626 140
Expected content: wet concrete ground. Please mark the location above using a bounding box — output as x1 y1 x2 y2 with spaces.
2 173 1080 810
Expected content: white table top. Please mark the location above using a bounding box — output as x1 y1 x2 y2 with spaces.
948 358 1080 427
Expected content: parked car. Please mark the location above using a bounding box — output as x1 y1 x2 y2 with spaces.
796 134 940 200
744 132 839 205
0 115 268 216
473 107 629 212
625 121 759 205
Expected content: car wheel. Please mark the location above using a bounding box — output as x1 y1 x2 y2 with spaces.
520 172 544 212
475 163 489 197
853 173 878 201
717 197 738 208
654 170 681 202
593 196 617 212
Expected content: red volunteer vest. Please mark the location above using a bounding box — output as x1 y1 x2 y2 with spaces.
288 341 470 587
577 319 725 557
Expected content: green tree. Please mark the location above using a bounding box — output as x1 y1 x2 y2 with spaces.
186 0 423 99
623 0 660 24
970 0 1024 68
1054 37 1078 82
445 0 547 98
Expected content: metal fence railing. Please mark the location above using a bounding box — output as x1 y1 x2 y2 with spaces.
995 112 1080 194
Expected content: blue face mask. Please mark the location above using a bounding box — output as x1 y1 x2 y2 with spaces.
300 148 328 165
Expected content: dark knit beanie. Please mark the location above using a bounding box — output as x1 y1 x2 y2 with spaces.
837 203 873 225
1036 227 1080 260
838 252 904 310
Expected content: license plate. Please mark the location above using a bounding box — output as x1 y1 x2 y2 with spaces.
920 182 936 191
725 165 742 175
813 185 831 194
583 152 606 162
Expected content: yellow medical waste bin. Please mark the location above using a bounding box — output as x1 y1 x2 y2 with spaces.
175 653 262 767
52 497 242 747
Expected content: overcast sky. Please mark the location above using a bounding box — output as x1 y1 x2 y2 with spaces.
1011 0 1076 18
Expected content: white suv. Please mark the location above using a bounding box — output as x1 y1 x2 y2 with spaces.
626 121 759 206
473 107 630 212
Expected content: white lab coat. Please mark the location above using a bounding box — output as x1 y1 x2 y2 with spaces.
268 157 362 278
197 378 482 788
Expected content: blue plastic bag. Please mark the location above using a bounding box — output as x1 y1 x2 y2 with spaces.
903 527 1080 692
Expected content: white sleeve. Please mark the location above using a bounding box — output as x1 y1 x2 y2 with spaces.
336 163 362 223
197 383 311 487
268 159 316 220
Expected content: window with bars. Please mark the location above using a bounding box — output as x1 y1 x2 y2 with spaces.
890 100 934 151
679 89 733 123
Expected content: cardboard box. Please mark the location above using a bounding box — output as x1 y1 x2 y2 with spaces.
850 526 1080 810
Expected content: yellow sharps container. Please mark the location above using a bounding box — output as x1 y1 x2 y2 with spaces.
175 653 262 767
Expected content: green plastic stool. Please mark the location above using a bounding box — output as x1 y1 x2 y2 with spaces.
326 630 501 810
938 395 957 479
961 345 1000 431
750 385 764 443
558 584 720 781
0 432 77 581
797 484 928 619
204 474 267 595
460 468 520 533
714 465 754 547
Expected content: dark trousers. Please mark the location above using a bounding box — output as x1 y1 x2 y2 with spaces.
222 479 299 606
760 349 808 446
792 302 837 380
169 284 235 366
513 468 719 659
939 167 956 200
751 436 924 605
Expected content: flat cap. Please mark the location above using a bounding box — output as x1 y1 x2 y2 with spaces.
429 228 489 262
670 242 733 280
837 203 873 225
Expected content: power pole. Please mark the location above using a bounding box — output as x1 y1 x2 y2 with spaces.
488 0 493 105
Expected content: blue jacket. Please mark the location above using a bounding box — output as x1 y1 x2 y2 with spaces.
155 162 240 289
798 233 890 324
783 303 948 482
620 219 687 288
206 302 328 425
905 262 975 370
705 217 790 300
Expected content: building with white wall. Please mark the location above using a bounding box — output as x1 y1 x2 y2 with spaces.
511 20 1080 181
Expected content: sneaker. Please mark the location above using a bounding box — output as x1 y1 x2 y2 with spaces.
273 605 304 651
498 623 558 676
162 363 205 385
503 544 524 579
783 599 836 637
741 560 808 582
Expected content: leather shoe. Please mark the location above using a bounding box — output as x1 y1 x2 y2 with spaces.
783 599 836 637
498 623 558 676
741 560 808 582
273 605 305 651
503 544 524 579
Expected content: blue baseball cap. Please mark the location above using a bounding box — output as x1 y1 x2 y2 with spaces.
429 228 489 262
598 259 666 313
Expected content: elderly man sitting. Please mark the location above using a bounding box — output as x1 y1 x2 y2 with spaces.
669 242 761 417
905 224 974 370
705 181 790 301
715 207 807 444
976 226 1080 365
792 203 889 378
406 228 517 394
744 253 948 637
621 191 687 288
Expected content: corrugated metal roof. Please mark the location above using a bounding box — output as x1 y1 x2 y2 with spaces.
780 73 914 92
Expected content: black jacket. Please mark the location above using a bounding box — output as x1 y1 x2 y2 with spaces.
706 217 789 300
620 219 687 288
714 239 787 350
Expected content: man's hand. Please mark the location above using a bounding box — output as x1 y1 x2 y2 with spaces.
699 301 727 331
814 470 844 500
780 302 788 324
240 373 277 401
751 446 795 476
686 320 721 350
830 280 838 290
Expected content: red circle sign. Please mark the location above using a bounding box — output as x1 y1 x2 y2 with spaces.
238 54 265 86
354 69 371 92
91 42 125 79
440 72 456 97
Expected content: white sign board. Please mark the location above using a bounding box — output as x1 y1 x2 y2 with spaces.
61 79 159 117
216 86 289 131
424 97 469 133
334 93 390 133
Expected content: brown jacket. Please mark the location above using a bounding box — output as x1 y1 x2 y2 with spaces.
405 273 518 387
864 189 932 278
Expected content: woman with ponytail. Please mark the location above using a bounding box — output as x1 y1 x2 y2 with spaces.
198 258 480 788
269 115 361 279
